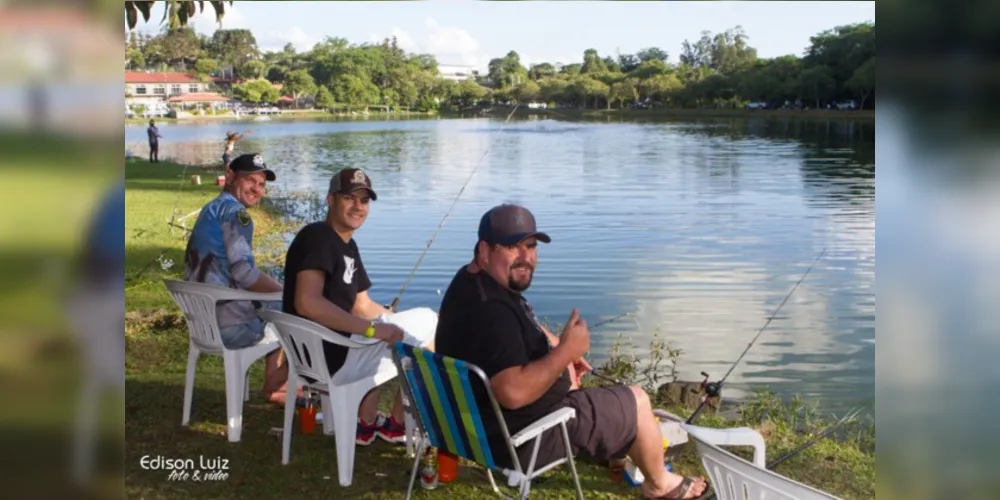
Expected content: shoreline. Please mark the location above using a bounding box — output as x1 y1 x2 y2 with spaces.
125 106 873 126
442 106 876 121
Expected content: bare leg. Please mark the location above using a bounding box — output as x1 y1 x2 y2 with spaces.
629 386 707 499
358 388 380 424
263 350 292 403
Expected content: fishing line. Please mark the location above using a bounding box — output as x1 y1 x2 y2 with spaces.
388 104 522 312
686 247 828 424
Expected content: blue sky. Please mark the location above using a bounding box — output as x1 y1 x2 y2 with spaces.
136 1 875 72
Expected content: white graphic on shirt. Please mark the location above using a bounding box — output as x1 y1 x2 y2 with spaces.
343 255 356 284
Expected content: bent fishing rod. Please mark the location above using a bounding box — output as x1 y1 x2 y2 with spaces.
685 247 827 425
388 104 522 312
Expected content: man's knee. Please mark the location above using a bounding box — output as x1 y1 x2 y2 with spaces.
629 385 651 412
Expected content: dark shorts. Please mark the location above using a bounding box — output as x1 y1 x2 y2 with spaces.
514 385 638 470
222 152 232 166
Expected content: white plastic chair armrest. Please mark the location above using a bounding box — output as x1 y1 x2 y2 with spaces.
680 424 767 468
510 407 576 448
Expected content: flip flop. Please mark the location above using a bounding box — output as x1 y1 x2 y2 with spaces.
642 476 705 500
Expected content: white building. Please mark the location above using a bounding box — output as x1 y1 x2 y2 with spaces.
437 64 478 82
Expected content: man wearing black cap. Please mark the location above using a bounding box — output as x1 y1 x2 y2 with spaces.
184 153 291 403
434 204 706 499
282 167 438 446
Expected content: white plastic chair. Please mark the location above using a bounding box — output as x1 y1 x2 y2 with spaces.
258 309 411 487
163 279 282 443
681 423 841 500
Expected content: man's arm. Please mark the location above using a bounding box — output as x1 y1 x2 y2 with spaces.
294 270 371 335
491 344 578 410
221 211 279 293
353 290 391 320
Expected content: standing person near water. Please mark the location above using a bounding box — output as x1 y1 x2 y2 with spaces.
147 119 162 163
223 130 252 169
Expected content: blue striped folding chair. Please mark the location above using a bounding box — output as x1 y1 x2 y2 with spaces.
391 342 584 500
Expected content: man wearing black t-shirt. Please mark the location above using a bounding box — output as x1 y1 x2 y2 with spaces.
434 204 706 500
283 168 438 446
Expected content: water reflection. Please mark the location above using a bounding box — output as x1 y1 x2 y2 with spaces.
126 115 874 409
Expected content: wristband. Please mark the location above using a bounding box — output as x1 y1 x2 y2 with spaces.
364 320 376 338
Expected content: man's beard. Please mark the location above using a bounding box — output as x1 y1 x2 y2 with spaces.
508 263 534 292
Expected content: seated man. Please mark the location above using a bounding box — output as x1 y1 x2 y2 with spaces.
434 204 707 499
282 167 437 445
184 152 290 403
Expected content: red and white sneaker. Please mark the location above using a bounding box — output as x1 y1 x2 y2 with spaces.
376 414 407 445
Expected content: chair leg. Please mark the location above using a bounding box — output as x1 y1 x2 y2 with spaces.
559 422 584 500
281 371 299 465
182 345 200 426
320 393 334 435
405 438 428 500
521 436 543 499
223 352 245 443
331 385 365 486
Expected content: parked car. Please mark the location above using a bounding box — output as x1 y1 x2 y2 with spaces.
834 100 857 110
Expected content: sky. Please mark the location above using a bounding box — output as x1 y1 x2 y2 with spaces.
135 1 875 73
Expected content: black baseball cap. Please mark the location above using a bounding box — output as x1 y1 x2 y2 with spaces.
478 204 551 246
329 168 378 201
229 153 276 181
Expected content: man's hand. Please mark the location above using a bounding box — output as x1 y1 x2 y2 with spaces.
373 323 404 344
572 357 592 383
558 308 590 361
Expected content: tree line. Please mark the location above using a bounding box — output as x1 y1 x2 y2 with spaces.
125 20 874 112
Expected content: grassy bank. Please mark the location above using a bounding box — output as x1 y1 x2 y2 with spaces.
122 161 874 499
445 106 875 122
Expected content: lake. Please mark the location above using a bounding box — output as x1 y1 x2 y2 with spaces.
126 114 875 413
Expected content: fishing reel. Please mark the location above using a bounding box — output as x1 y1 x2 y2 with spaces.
698 372 722 399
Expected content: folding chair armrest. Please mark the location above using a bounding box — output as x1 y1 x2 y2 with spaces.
510 407 576 448
680 423 767 468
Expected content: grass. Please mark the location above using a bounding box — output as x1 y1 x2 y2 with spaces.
121 161 874 499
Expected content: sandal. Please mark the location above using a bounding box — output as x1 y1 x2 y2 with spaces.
642 476 707 499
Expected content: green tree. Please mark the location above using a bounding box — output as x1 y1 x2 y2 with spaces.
315 85 335 109
193 58 219 78
846 57 875 109
581 49 607 74
610 79 639 108
513 81 542 104
283 69 318 108
211 29 260 74
233 79 280 104
241 60 267 80
797 66 836 108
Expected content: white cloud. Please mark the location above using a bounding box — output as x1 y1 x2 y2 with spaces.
188 2 250 34
422 17 482 68
259 26 321 53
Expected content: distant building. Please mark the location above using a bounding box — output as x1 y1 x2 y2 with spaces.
437 64 478 82
125 72 230 107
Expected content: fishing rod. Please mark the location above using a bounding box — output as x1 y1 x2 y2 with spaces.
686 247 828 425
699 407 862 500
388 104 522 312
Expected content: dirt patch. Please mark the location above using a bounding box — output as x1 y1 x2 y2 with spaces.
125 308 184 331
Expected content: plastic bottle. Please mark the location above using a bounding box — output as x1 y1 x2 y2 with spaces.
438 449 458 483
419 449 439 490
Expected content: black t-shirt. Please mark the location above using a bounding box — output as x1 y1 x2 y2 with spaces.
282 221 372 375
435 266 571 467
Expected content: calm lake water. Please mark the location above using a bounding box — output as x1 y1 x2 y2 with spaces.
127 114 875 413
